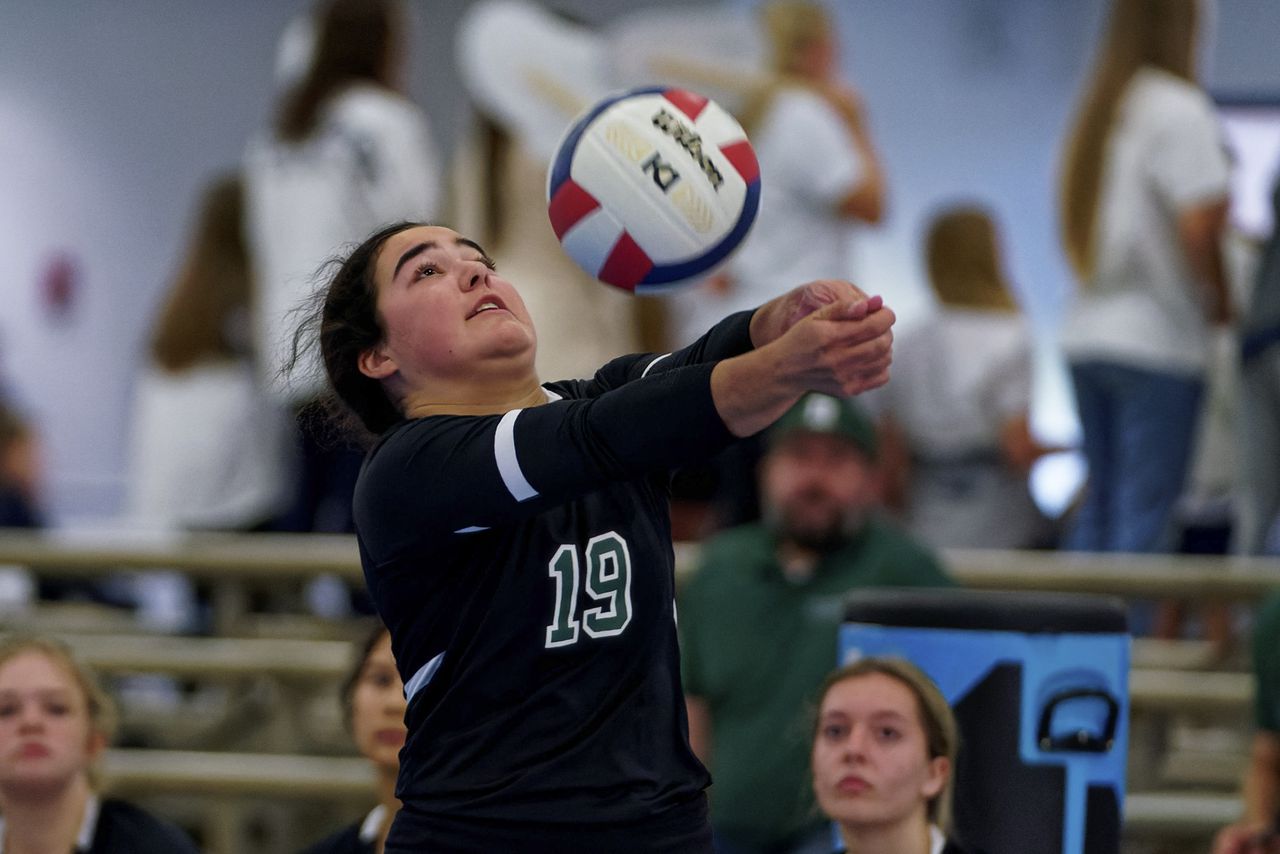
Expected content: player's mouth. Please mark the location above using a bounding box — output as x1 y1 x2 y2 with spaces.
837 774 870 794
375 728 406 746
16 741 51 759
467 296 509 319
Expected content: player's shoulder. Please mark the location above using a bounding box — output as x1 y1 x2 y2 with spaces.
366 415 461 459
358 416 483 496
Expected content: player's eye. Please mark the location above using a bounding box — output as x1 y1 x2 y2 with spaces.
413 263 439 279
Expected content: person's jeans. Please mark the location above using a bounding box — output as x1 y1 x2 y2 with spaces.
1064 361 1204 553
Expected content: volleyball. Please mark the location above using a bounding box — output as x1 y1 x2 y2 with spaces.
546 86 761 293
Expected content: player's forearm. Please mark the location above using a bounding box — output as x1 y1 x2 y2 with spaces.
1243 759 1280 826
669 310 756 367
713 301 895 437
685 696 712 765
710 346 808 438
1241 732 1280 825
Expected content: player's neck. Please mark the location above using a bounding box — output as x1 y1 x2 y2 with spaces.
838 815 932 854
402 379 549 417
0 775 90 854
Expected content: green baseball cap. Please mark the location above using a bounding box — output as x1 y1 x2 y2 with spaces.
767 393 879 459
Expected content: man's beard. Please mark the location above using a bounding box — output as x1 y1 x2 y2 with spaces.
764 501 866 554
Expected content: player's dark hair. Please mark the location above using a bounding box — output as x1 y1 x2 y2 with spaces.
287 220 421 440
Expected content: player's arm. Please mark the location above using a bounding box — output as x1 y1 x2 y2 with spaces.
1244 731 1280 826
358 296 893 536
712 296 894 437
621 279 881 390
685 695 713 765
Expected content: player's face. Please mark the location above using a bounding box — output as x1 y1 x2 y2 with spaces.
350 633 406 773
811 673 947 833
760 433 876 548
0 652 101 794
369 225 536 388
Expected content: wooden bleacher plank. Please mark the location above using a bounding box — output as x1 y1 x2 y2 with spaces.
1 531 1277 601
1131 638 1224 671
63 634 352 680
103 749 372 797
0 529 363 581
1130 669 1253 713
1124 791 1242 837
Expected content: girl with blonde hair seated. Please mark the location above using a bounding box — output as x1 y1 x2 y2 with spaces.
0 635 198 853
811 657 974 854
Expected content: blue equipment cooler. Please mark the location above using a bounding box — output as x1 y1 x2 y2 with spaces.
839 589 1129 854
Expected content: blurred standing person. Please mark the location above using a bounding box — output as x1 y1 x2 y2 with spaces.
874 205 1056 550
300 623 405 854
664 0 885 349
0 403 42 530
245 0 440 535
1057 0 1231 613
1211 593 1280 854
125 174 286 630
0 404 39 613
1237 177 1280 557
128 175 286 534
661 0 886 532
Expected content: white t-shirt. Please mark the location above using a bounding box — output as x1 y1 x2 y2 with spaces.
244 84 441 403
125 361 286 530
665 87 864 345
874 307 1031 458
1060 67 1230 376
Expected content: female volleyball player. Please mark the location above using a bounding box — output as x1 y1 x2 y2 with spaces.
301 222 894 852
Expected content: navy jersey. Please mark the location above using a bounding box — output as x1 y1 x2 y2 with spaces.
353 312 755 845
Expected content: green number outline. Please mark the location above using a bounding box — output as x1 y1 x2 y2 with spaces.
544 531 633 647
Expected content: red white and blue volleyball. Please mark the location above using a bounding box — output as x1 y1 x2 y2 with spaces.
547 86 761 293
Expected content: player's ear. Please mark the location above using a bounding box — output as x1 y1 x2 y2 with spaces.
358 343 398 380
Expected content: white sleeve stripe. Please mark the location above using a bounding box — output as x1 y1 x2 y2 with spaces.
454 526 489 534
404 651 445 701
641 353 672 378
495 409 538 502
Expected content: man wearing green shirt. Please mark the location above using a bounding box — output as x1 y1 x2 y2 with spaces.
1214 593 1280 854
680 393 953 854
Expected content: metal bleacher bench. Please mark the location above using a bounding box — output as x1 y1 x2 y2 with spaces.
0 529 1276 849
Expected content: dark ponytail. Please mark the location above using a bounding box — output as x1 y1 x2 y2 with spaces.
287 221 423 441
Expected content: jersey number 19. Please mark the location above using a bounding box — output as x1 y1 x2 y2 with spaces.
545 531 633 648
